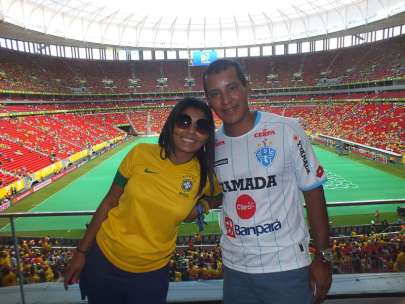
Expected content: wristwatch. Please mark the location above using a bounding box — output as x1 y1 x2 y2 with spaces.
318 248 333 263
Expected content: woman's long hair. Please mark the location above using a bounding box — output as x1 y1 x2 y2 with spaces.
159 97 215 198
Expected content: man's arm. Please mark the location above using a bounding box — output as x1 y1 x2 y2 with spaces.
207 193 223 209
304 186 332 304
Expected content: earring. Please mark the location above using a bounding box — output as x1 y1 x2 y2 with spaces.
203 145 206 152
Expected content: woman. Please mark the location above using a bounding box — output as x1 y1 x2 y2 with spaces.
63 97 218 303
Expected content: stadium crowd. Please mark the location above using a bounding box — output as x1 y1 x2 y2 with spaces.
0 237 68 287
277 102 405 153
0 231 404 287
0 35 404 94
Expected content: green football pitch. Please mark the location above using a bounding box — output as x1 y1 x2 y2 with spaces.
1 137 404 237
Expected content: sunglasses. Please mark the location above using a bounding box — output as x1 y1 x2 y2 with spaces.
175 113 212 135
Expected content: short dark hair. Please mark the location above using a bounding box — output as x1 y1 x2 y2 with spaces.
159 97 216 198
203 59 247 94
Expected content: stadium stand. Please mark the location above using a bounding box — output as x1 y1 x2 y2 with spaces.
0 35 404 94
0 230 404 287
0 101 403 192
0 19 404 304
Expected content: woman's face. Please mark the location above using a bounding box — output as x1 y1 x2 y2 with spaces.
171 106 210 164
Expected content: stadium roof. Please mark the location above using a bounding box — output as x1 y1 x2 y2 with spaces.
1 0 405 49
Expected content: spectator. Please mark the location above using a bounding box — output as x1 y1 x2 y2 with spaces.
374 210 381 223
203 59 332 304
1 266 16 287
63 97 219 304
394 245 405 272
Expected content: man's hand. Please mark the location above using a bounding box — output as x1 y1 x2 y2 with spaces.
310 257 332 304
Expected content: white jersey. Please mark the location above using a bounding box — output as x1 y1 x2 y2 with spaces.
214 111 326 274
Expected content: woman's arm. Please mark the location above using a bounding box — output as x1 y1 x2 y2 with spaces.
183 193 223 222
63 182 124 289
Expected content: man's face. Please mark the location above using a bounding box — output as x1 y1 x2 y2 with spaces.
205 67 249 127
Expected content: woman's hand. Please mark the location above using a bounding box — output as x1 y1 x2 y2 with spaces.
63 251 86 290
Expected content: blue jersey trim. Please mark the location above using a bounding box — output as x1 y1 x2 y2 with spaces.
254 111 261 127
301 179 327 192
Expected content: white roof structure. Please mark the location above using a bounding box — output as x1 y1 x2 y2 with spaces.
1 0 405 48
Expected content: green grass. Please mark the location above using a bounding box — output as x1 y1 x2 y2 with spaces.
1 211 403 239
1 139 404 238
327 212 401 227
317 144 405 179
0 138 136 228
317 145 405 227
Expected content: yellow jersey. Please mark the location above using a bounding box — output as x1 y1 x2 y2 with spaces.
97 143 218 273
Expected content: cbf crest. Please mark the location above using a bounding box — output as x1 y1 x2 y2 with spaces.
255 140 276 168
181 178 193 192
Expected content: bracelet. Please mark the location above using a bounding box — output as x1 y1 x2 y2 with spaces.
76 247 88 254
195 203 204 217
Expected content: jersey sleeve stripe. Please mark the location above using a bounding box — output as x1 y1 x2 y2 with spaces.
113 170 128 188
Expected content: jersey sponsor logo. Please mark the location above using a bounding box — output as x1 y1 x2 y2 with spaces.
236 194 256 219
254 128 275 138
215 140 225 147
316 165 324 178
255 141 276 168
225 216 236 238
214 158 228 167
220 175 277 193
181 178 193 192
144 168 158 174
225 216 282 238
297 140 310 174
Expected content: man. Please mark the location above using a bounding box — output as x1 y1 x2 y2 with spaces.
203 59 332 304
